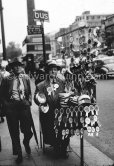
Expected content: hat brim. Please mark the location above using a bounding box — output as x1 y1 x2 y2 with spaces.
9 61 24 67
45 64 61 71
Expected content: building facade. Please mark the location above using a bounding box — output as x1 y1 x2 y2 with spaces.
105 14 114 49
22 34 51 62
55 11 111 56
47 32 58 58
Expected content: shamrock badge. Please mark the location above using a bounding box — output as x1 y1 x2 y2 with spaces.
53 84 59 91
47 87 53 95
47 84 59 95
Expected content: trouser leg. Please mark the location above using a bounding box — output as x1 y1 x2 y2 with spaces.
6 110 22 155
20 106 33 143
20 106 33 154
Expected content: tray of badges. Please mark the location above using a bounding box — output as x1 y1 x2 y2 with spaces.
54 94 100 140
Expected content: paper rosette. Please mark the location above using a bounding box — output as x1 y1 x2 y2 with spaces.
40 104 49 113
35 93 46 104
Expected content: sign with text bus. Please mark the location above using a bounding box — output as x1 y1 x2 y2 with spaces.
34 10 49 22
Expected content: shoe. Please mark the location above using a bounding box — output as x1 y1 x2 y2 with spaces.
1 117 4 123
13 150 18 155
0 117 4 123
53 145 61 159
15 154 23 164
60 147 69 159
61 151 69 159
23 141 31 155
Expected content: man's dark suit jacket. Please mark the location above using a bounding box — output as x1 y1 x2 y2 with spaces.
0 73 32 114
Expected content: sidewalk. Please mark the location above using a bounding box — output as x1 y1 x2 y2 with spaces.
0 101 114 166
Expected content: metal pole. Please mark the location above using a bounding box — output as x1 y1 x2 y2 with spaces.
80 134 84 166
41 21 46 65
0 136 1 152
0 0 6 60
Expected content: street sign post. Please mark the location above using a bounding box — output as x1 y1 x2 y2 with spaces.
40 21 46 65
34 10 49 65
0 0 6 60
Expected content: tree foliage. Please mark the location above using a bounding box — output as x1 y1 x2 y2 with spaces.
6 42 22 60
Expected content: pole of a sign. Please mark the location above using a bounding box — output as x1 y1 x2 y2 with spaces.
41 21 46 65
0 0 6 60
80 134 84 166
0 136 1 152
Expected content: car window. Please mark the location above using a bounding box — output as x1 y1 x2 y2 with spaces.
95 60 104 66
104 59 114 64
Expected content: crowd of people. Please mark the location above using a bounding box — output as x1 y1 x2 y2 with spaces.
0 54 96 164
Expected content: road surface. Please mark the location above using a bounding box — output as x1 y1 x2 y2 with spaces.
85 79 114 161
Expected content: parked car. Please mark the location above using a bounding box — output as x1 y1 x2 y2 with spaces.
93 56 114 78
106 49 114 56
96 54 108 59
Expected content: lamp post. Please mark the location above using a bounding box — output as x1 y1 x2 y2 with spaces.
0 0 6 60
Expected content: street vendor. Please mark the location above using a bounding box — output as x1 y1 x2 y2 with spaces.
34 60 70 158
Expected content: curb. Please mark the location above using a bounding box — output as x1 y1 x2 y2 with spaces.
70 135 114 166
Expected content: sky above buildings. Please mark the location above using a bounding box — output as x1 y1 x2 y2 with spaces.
0 0 114 52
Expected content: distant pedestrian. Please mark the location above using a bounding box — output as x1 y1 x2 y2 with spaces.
0 60 10 123
0 57 33 164
35 61 45 85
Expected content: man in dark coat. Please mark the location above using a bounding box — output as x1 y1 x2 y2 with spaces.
34 60 69 158
0 57 33 164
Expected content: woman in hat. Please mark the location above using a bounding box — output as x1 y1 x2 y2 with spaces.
34 60 70 158
0 57 33 164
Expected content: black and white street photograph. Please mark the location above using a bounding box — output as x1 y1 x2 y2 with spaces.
0 0 114 166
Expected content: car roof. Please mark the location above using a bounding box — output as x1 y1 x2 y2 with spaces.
94 56 114 61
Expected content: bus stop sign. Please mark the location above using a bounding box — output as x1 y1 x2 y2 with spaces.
34 10 49 22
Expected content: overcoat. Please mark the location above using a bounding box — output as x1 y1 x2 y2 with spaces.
34 78 65 145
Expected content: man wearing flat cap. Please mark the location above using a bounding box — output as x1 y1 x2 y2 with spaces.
0 57 33 164
34 60 70 158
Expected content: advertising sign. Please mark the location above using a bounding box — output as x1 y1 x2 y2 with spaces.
34 10 49 22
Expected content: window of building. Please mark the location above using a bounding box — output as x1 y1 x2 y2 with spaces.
86 16 89 20
34 44 43 51
91 16 95 19
32 37 42 43
97 16 100 19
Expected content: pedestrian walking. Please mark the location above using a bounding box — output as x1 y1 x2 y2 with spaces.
0 57 33 164
34 60 70 158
